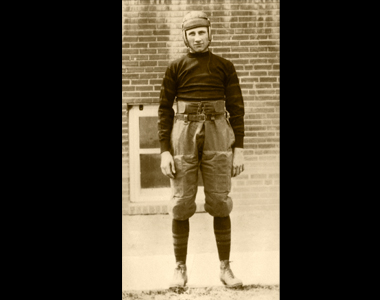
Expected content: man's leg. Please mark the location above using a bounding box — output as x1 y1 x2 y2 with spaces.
172 218 189 264
169 218 189 288
168 119 204 288
201 117 243 288
168 119 203 220
214 216 231 261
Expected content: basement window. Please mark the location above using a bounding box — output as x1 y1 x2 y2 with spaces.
128 104 204 203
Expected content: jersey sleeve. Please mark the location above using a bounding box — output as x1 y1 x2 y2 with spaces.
157 64 177 153
225 62 245 148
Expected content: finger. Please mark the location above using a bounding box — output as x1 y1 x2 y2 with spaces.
232 166 237 177
166 167 174 179
162 167 174 179
171 161 176 174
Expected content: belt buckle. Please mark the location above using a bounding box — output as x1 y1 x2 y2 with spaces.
198 113 206 121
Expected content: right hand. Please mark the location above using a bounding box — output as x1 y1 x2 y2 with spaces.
160 151 176 179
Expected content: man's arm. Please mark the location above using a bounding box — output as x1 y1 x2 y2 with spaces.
225 62 245 177
224 62 245 149
158 66 177 153
158 65 177 178
160 151 176 179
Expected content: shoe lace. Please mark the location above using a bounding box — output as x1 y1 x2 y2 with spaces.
223 261 235 279
175 264 186 274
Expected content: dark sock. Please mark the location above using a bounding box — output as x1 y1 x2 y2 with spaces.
172 219 189 264
214 216 231 261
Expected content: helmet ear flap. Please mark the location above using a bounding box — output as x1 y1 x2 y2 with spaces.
182 30 189 47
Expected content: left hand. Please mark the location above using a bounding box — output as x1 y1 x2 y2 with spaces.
232 147 244 177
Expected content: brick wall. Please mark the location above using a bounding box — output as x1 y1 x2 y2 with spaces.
122 0 279 213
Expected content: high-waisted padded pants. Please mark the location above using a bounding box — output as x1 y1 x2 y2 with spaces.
168 106 235 220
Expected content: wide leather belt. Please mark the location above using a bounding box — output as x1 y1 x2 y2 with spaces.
175 112 225 122
176 100 225 114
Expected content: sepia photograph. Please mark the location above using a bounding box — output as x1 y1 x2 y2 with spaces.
122 0 279 299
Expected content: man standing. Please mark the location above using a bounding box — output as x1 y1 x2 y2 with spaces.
158 11 245 289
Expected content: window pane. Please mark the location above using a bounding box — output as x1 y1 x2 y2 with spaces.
140 154 203 189
140 154 170 188
139 116 160 149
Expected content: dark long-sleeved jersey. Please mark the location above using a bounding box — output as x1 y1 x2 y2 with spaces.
158 50 245 153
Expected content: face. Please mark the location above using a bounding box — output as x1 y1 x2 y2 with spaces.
186 27 209 53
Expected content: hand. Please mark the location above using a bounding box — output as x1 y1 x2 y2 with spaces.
232 147 244 177
160 151 176 179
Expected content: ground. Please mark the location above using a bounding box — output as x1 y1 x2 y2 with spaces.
122 284 279 300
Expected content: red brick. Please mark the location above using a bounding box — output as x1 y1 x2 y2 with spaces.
132 79 148 85
122 86 135 92
139 12 157 18
138 24 156 30
241 77 258 83
255 83 272 89
153 30 170 35
239 41 259 46
259 77 277 82
140 74 158 79
268 71 279 76
123 92 140 98
212 11 231 17
231 10 253 16
124 73 139 79
136 86 153 91
130 42 149 48
257 89 276 94
222 53 240 59
236 71 251 77
140 91 160 97
140 61 157 67
231 23 248 28
213 48 231 53
125 67 144 73
153 66 167 72
157 36 170 41
232 35 250 40
123 61 139 67
123 36 138 42
250 71 267 76
215 29 235 35
148 42 167 48
140 49 157 54
123 49 139 54
139 36 156 42
254 64 272 70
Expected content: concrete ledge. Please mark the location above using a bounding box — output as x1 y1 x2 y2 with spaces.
122 201 279 215
122 201 205 216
